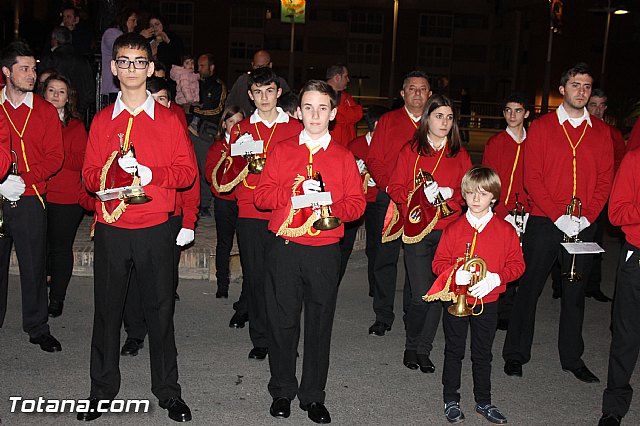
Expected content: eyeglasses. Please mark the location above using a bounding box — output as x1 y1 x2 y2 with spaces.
115 59 150 69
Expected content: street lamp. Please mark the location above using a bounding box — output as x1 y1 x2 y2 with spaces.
589 1 629 89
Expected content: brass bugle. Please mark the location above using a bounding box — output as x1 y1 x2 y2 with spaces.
312 171 341 231
417 169 455 218
563 197 582 282
246 154 265 174
510 192 526 244
119 143 152 205
448 243 487 317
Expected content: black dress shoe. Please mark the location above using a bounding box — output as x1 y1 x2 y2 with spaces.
120 338 144 356
229 312 248 328
475 403 507 424
174 292 180 301
215 290 228 298
77 397 110 421
598 413 622 426
586 290 612 302
564 365 600 383
29 333 62 352
504 360 522 377
48 299 64 317
552 286 562 299
368 320 391 336
403 349 419 370
248 347 268 360
301 402 331 424
160 397 192 422
270 397 291 418
417 353 435 373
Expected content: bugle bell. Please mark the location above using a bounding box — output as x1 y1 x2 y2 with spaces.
119 143 152 205
448 243 487 317
311 172 341 231
563 197 582 282
417 170 455 218
246 153 266 174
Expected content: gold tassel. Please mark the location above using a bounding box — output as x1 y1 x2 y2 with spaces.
422 260 462 303
381 202 403 243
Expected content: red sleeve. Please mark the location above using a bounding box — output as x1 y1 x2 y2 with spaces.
170 103 189 133
22 107 63 187
481 134 501 170
0 114 11 177
336 93 363 126
609 149 640 227
626 118 640 153
433 225 457 276
205 139 224 184
583 126 614 223
177 173 200 230
329 150 366 223
82 113 104 193
611 126 626 173
254 142 293 211
366 114 391 189
387 145 412 205
64 120 88 172
497 225 526 285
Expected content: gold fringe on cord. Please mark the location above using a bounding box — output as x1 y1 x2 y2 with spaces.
381 202 403 243
212 153 249 193
276 175 316 237
422 261 462 303
99 151 129 224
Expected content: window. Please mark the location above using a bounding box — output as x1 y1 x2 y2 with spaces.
454 14 488 29
153 1 194 54
231 5 264 28
350 11 383 34
417 45 451 68
419 14 453 38
230 37 263 60
348 42 382 65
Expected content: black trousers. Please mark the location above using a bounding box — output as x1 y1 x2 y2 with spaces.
586 207 607 293
503 215 595 370
90 221 181 401
497 281 518 322
404 231 443 355
602 242 640 417
122 215 182 341
47 203 85 302
338 217 362 283
189 131 214 210
265 236 340 405
0 196 49 338
213 197 238 291
236 218 269 348
372 191 402 326
443 301 498 405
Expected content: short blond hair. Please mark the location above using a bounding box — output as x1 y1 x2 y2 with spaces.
461 166 501 202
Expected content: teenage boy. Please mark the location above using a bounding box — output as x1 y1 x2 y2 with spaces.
80 33 197 422
430 166 524 424
254 80 365 423
227 67 302 359
482 92 530 330
502 63 613 383
599 148 640 426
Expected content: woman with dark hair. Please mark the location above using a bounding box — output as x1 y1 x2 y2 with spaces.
204 106 245 298
387 94 472 374
148 14 184 68
41 73 87 317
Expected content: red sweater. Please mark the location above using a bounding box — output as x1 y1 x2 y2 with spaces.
329 90 363 147
0 113 14 180
626 118 640 153
433 214 525 304
609 148 640 247
169 102 188 132
173 173 199 230
254 135 366 246
387 143 471 230
83 103 198 229
231 117 303 220
47 118 87 204
482 130 527 218
205 137 235 201
366 107 419 190
523 112 613 224
609 123 626 174
348 134 378 203
2 96 63 195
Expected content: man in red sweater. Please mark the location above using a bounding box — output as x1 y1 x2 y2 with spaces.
326 64 363 147
80 33 197 422
502 63 613 383
599 148 640 426
482 92 530 330
366 70 431 336
0 41 63 353
255 79 365 424
226 67 302 361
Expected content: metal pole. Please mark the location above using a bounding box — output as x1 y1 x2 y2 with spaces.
541 1 554 114
387 0 398 99
601 7 612 89
13 0 20 40
288 15 295 90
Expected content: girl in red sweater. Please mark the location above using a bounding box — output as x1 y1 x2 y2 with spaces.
41 73 87 318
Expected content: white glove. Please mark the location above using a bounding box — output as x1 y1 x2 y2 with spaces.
235 132 255 145
578 216 590 232
423 181 440 204
0 174 25 201
302 179 321 194
367 177 376 187
118 156 139 174
469 271 501 298
137 164 152 186
356 158 366 174
455 268 472 286
555 214 580 238
504 212 530 234
439 187 453 200
175 228 195 246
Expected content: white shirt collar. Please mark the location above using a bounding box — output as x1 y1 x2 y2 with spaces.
298 129 331 152
249 107 289 128
556 103 592 128
465 209 493 232
506 126 526 144
365 131 372 145
404 106 421 123
427 135 447 151
111 91 156 120
1 88 33 109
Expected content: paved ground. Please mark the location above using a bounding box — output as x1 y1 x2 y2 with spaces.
0 236 638 425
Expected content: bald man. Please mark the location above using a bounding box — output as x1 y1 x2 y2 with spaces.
225 50 290 115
